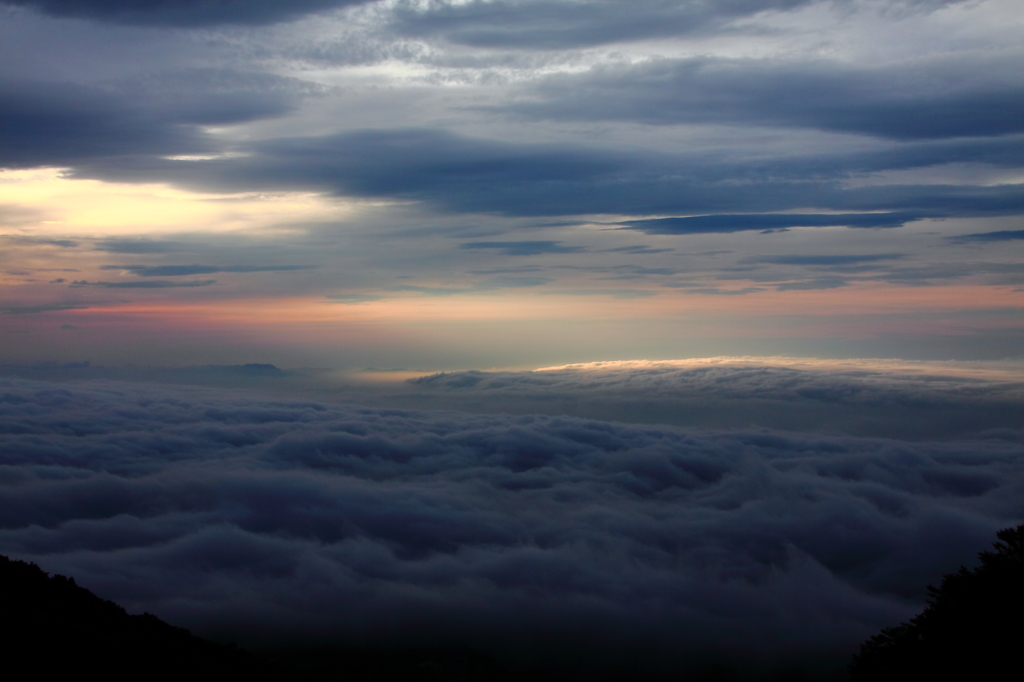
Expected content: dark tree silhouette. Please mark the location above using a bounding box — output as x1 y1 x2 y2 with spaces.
849 523 1024 680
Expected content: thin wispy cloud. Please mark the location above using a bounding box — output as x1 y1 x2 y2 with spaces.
622 213 925 235
95 240 195 254
948 230 1024 243
68 279 217 288
100 264 312 276
776 278 849 291
2 302 91 315
748 254 906 266
459 240 584 255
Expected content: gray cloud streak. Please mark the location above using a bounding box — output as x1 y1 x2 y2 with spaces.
749 254 906 266
621 213 924 235
510 56 1024 140
100 264 313 277
69 279 217 288
389 0 968 51
2 302 90 315
948 230 1024 244
95 240 197 254
63 129 1024 221
459 240 584 255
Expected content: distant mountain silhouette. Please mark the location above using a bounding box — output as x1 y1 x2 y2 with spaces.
0 554 280 680
849 523 1024 680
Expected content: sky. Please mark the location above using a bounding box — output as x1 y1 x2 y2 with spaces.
2 2 1024 679
1 0 1023 369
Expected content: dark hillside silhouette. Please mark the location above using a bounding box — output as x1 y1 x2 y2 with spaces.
849 523 1024 680
0 549 815 681
0 554 510 680
0 554 279 680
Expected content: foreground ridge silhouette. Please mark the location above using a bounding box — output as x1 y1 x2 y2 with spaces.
0 554 279 680
849 523 1024 680
0 554 512 681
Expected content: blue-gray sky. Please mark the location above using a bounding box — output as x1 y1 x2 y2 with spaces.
1 0 1022 368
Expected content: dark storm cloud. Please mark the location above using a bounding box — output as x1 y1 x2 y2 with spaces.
459 240 583 255
949 230 1024 244
0 376 1021 676
100 264 313 276
621 213 923 235
511 56 1024 140
0 69 320 167
69 279 216 288
2 0 374 27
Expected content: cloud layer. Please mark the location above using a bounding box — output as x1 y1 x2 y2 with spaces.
2 374 1022 676
402 360 1024 439
512 55 1024 139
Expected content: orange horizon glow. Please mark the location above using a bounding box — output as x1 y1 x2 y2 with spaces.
34 280 1024 325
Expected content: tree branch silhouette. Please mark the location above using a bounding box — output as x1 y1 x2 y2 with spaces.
850 523 1024 680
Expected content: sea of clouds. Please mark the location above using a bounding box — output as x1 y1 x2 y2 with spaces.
400 359 1024 439
2 362 1023 677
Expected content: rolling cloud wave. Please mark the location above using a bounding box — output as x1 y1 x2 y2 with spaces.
2 376 1022 674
